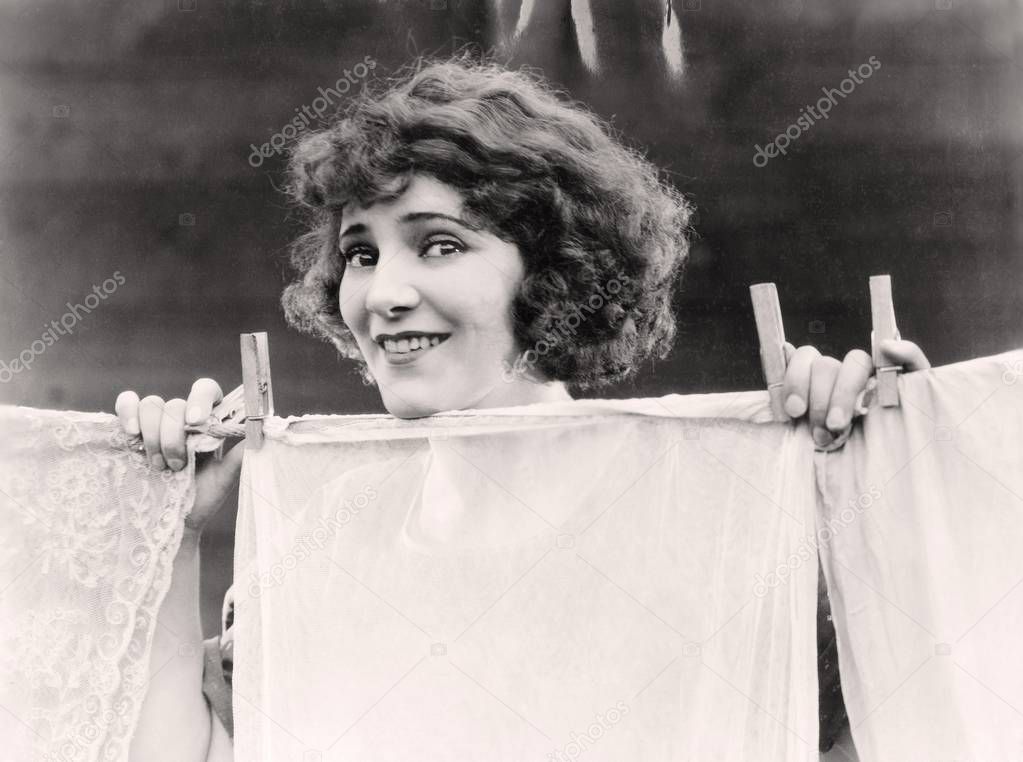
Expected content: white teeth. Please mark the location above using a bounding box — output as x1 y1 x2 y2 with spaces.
381 335 446 354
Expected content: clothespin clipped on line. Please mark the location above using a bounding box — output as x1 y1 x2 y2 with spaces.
181 331 274 452
750 277 901 423
869 274 901 407
240 331 274 449
750 283 790 422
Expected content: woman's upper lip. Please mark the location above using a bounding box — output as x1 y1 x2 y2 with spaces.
372 330 451 345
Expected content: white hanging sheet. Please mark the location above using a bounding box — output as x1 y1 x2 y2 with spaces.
11 353 1020 761
232 391 821 762
817 349 1023 761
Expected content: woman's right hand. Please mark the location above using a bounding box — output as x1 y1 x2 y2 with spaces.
115 378 245 536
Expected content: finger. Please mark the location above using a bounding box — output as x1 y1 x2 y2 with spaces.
115 390 140 435
808 355 841 433
879 339 931 371
160 398 188 471
186 378 224 426
138 396 166 468
782 345 821 418
825 349 873 432
783 342 796 364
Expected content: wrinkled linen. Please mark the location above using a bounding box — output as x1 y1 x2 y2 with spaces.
816 349 1023 761
0 407 197 762
233 392 822 762
12 349 1020 762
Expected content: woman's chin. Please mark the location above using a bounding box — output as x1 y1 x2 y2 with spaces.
380 391 448 420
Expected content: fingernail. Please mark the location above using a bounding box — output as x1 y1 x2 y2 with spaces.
151 454 166 470
127 417 140 436
186 405 203 425
813 426 834 448
784 394 806 418
167 458 184 471
826 407 848 431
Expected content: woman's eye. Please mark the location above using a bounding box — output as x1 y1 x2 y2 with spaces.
421 238 464 258
342 247 377 268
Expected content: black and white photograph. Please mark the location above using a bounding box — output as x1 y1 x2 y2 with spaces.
1 1 1022 760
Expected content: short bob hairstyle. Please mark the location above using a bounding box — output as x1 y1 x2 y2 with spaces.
282 53 693 392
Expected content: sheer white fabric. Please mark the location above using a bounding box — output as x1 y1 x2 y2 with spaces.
11 353 1019 761
817 349 1023 761
0 406 202 761
232 391 821 761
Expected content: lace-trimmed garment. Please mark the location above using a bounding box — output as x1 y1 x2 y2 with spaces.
0 406 199 762
231 392 823 761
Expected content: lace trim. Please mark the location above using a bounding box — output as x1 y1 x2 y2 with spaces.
0 405 195 761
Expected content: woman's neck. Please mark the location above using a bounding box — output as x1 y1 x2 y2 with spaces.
468 378 574 411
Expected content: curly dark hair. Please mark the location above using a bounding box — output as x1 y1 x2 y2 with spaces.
282 52 693 392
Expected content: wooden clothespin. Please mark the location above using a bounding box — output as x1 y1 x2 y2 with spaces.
240 331 274 449
180 383 246 455
750 283 790 422
869 275 901 407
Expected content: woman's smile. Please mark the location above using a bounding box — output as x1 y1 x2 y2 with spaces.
337 174 552 416
374 331 452 365
336 174 573 417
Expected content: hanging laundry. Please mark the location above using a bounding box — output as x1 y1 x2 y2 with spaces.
231 393 820 761
817 349 1023 761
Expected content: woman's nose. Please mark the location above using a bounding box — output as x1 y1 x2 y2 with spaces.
363 257 421 317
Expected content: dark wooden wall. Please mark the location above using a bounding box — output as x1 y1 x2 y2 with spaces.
2 0 1021 633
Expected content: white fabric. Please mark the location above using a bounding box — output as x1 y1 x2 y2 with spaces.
233 391 821 761
817 349 1023 760
8 351 1020 761
0 406 198 761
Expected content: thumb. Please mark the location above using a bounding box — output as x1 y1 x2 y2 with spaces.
879 339 931 371
783 341 796 364
215 438 247 479
196 438 246 495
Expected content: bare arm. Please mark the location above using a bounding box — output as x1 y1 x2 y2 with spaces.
128 530 211 762
207 703 234 760
115 379 244 761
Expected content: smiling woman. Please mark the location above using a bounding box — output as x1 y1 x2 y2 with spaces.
279 54 694 418
116 51 929 762
334 174 568 418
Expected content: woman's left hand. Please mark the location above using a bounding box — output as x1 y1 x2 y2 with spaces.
781 339 931 448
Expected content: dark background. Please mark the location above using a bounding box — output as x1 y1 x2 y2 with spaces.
2 0 1021 633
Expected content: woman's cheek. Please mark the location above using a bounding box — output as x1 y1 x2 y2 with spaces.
338 284 362 328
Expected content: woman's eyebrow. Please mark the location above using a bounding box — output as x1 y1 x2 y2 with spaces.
398 211 480 231
339 222 367 239
339 211 479 240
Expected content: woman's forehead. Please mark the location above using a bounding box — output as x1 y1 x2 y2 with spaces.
341 174 464 225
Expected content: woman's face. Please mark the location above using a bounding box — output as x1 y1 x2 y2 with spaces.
338 174 532 418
